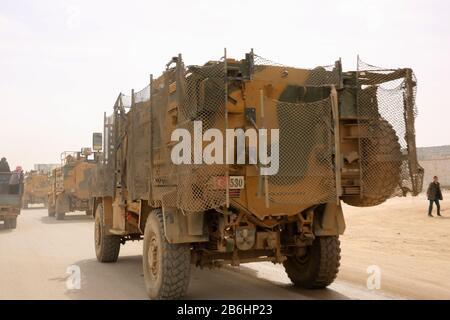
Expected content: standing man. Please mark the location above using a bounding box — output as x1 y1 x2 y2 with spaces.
427 176 443 217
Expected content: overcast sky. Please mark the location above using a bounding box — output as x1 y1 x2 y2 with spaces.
1 0 449 170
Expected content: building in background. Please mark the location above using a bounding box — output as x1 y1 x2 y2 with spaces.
417 145 450 188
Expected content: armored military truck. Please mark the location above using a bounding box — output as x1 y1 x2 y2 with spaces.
0 172 23 229
22 170 50 208
91 51 423 299
48 149 98 220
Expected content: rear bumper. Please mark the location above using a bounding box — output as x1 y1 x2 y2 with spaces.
0 200 21 219
0 210 20 220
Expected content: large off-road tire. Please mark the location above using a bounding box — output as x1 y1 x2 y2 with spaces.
94 203 121 263
56 211 65 220
143 209 191 300
342 120 402 207
283 236 340 289
55 195 66 220
48 204 56 217
4 218 17 229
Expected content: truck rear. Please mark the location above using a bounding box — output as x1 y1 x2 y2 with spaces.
0 172 22 229
91 51 423 299
48 150 97 220
23 171 50 208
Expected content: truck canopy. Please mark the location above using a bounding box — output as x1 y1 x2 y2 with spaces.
0 172 22 207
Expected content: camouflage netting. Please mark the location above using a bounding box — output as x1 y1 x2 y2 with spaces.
134 85 150 103
356 58 423 201
253 54 341 87
254 54 338 204
120 93 132 108
252 54 423 205
151 58 227 211
119 53 339 209
94 53 422 210
127 86 151 200
91 114 115 197
268 98 337 204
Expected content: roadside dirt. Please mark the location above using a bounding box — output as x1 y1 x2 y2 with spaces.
337 191 450 299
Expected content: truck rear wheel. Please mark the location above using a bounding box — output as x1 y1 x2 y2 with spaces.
283 236 340 289
4 218 17 229
56 211 65 220
48 204 56 217
143 209 191 300
55 195 66 220
94 203 121 262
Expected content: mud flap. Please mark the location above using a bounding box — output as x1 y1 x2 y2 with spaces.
314 203 345 236
162 207 209 244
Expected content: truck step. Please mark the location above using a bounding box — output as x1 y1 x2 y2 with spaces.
108 228 127 235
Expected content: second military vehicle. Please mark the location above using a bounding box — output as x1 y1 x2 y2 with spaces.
48 149 98 220
22 170 51 208
91 51 423 299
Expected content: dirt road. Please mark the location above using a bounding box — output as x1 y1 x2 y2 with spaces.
0 208 391 300
1 193 449 300
338 191 450 300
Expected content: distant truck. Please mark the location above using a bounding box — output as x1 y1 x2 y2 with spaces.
48 149 98 220
0 172 23 229
22 170 50 208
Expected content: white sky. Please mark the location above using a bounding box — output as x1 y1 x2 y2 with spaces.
1 0 449 170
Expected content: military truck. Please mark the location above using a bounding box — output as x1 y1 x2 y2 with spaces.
91 51 423 299
22 170 50 208
48 149 98 220
0 172 23 229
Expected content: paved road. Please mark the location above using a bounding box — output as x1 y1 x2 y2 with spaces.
0 207 394 300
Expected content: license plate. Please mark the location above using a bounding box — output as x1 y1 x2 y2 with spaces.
213 176 245 190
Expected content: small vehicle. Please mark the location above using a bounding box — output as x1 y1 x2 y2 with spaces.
0 172 23 229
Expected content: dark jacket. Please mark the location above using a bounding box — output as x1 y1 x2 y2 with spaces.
427 182 443 201
0 159 10 173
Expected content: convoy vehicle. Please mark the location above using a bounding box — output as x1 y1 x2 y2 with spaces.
48 149 98 220
91 51 423 299
22 170 50 208
0 172 23 229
